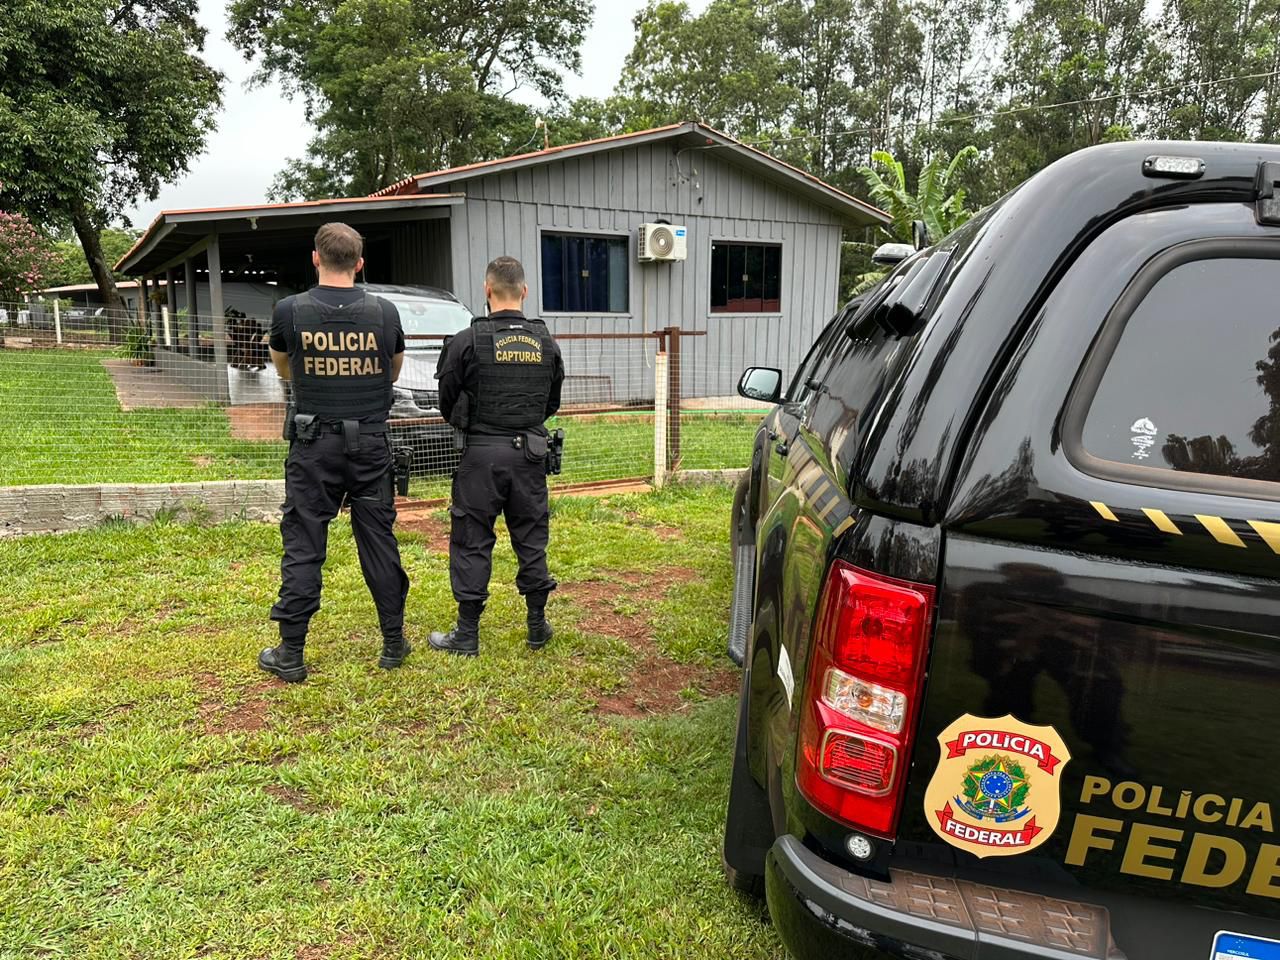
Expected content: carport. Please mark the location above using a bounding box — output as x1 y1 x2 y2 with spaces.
115 193 462 401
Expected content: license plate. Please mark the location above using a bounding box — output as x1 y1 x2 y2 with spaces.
1213 932 1280 960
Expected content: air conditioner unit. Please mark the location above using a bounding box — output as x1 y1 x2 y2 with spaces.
638 222 688 262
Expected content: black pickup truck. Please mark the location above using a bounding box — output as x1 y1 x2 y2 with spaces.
723 141 1280 960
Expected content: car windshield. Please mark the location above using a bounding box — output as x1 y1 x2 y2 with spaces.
384 296 472 347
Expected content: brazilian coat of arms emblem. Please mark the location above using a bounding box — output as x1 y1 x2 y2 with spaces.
923 713 1071 858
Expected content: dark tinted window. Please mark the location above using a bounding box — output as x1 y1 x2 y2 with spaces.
1083 257 1280 484
788 310 847 402
710 242 781 313
541 233 629 313
812 303 905 475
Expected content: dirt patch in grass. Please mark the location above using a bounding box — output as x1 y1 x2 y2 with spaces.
195 674 275 735
227 402 288 442
397 514 452 553
623 512 685 541
561 567 737 716
158 599 186 617
594 654 738 717
76 702 135 739
615 567 698 590
265 784 330 814
288 937 356 960
559 580 650 644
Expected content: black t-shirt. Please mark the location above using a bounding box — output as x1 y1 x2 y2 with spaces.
268 285 405 354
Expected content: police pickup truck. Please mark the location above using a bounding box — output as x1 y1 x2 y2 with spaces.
722 141 1280 960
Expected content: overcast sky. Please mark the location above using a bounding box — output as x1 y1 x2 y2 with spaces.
125 0 710 227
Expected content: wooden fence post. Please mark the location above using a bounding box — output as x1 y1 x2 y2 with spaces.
665 325 682 473
653 349 668 488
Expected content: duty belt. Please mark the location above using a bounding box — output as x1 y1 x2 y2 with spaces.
319 418 388 455
466 434 524 447
317 420 388 435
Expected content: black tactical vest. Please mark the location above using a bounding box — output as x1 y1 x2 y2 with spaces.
472 316 556 431
288 291 395 421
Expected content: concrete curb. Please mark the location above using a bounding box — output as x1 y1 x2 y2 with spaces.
0 470 744 537
0 480 286 537
673 468 747 485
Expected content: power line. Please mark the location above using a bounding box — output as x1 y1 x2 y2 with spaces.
735 68 1280 149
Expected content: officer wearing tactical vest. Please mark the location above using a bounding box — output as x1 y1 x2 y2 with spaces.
259 222 411 683
428 256 564 656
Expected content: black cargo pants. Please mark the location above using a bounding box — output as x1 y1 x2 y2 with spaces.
271 430 410 649
450 439 557 603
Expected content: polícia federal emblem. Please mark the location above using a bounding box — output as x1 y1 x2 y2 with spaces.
957 754 1031 823
923 714 1070 858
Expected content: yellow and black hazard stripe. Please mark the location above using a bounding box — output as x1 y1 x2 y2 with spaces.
1089 500 1280 553
788 442 856 537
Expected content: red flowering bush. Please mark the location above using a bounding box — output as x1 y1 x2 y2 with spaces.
0 211 56 305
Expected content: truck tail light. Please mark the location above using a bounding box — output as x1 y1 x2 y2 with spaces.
797 561 935 838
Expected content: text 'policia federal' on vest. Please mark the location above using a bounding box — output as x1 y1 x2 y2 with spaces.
495 332 543 364
299 329 384 376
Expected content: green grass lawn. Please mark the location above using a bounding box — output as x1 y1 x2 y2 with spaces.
1 349 758 490
0 483 784 959
406 412 759 500
1 349 287 486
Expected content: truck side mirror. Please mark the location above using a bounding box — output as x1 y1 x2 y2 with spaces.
738 367 783 404
912 219 931 250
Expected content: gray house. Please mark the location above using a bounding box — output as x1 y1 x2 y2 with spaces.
118 122 888 402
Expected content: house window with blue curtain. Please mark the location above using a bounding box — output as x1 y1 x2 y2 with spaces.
541 232 630 314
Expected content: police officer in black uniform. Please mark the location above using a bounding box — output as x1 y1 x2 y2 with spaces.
258 222 411 682
428 256 564 656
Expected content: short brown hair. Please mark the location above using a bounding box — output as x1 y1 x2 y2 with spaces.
314 222 364 272
485 256 526 300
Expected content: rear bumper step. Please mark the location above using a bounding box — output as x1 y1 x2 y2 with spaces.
767 835 1126 960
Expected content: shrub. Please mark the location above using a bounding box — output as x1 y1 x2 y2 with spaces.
0 211 56 304
119 321 154 363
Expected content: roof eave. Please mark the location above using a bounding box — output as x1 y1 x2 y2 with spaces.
115 193 465 274
409 121 889 227
410 122 698 194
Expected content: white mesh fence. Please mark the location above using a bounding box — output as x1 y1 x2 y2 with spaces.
1 299 773 503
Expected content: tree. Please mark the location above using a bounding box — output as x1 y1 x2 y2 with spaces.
0 211 56 304
859 147 979 245
771 0 874 180
615 0 794 138
848 146 978 293
227 0 593 199
1150 0 1280 141
989 0 1153 194
45 228 141 288
0 0 222 318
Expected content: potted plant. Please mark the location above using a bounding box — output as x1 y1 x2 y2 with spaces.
120 321 155 367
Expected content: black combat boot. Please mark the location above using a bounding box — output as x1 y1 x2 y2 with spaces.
428 601 483 657
258 643 308 683
379 635 413 670
526 591 553 651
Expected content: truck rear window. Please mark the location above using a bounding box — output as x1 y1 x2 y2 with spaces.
1082 256 1280 485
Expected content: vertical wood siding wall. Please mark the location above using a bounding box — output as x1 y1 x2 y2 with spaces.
389 218 452 291
436 144 848 400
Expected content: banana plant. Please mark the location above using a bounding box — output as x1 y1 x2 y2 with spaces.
852 146 979 293
858 145 979 245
